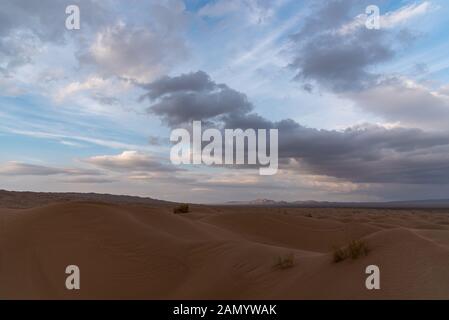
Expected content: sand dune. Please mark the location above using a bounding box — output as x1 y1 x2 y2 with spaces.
1 199 449 299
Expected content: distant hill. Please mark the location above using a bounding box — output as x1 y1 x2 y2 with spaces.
0 190 173 209
225 198 449 209
3 190 449 209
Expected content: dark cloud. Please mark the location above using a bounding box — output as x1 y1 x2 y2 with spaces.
142 71 253 127
142 70 449 184
277 123 449 184
140 71 215 100
221 112 274 131
286 1 445 131
291 28 394 92
288 0 410 93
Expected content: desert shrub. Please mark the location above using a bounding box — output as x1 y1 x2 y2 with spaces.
347 240 369 259
173 204 190 214
305 213 313 218
274 252 295 269
333 240 369 263
333 246 348 263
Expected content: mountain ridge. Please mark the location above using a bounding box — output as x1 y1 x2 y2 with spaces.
224 198 449 208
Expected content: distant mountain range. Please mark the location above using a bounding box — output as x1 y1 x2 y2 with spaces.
225 198 449 208
2 190 449 209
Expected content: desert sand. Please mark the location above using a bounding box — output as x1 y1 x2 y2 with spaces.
1 192 449 299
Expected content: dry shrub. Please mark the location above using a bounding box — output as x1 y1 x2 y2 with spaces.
333 240 369 263
274 252 295 269
173 204 190 214
347 240 369 259
333 246 348 263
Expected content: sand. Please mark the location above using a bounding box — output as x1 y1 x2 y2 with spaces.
1 197 449 299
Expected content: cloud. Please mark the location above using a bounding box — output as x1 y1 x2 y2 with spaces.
0 162 64 176
62 177 115 184
0 0 188 86
3 127 156 152
198 0 242 17
0 76 24 96
277 122 449 184
55 76 109 102
348 77 449 130
0 161 102 176
293 27 394 92
286 1 444 131
293 0 361 39
289 1 395 92
148 135 168 146
91 93 121 106
198 0 278 25
142 70 449 184
288 0 430 93
339 1 432 34
78 1 188 82
142 71 253 127
140 71 215 100
381 1 432 28
84 150 178 172
0 0 110 72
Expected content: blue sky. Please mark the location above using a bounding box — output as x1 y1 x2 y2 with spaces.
1 0 449 203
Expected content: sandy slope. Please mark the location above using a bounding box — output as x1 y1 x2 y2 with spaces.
1 202 449 299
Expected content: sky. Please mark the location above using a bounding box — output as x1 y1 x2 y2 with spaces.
1 0 449 203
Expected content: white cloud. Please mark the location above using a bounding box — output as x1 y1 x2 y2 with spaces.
0 76 24 96
381 1 432 28
199 0 285 25
0 126 158 153
54 76 109 102
78 11 188 82
338 1 432 35
85 150 176 172
0 161 101 176
348 77 449 130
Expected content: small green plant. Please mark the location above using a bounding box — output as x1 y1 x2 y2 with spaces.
274 252 295 269
333 240 369 263
173 204 190 214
